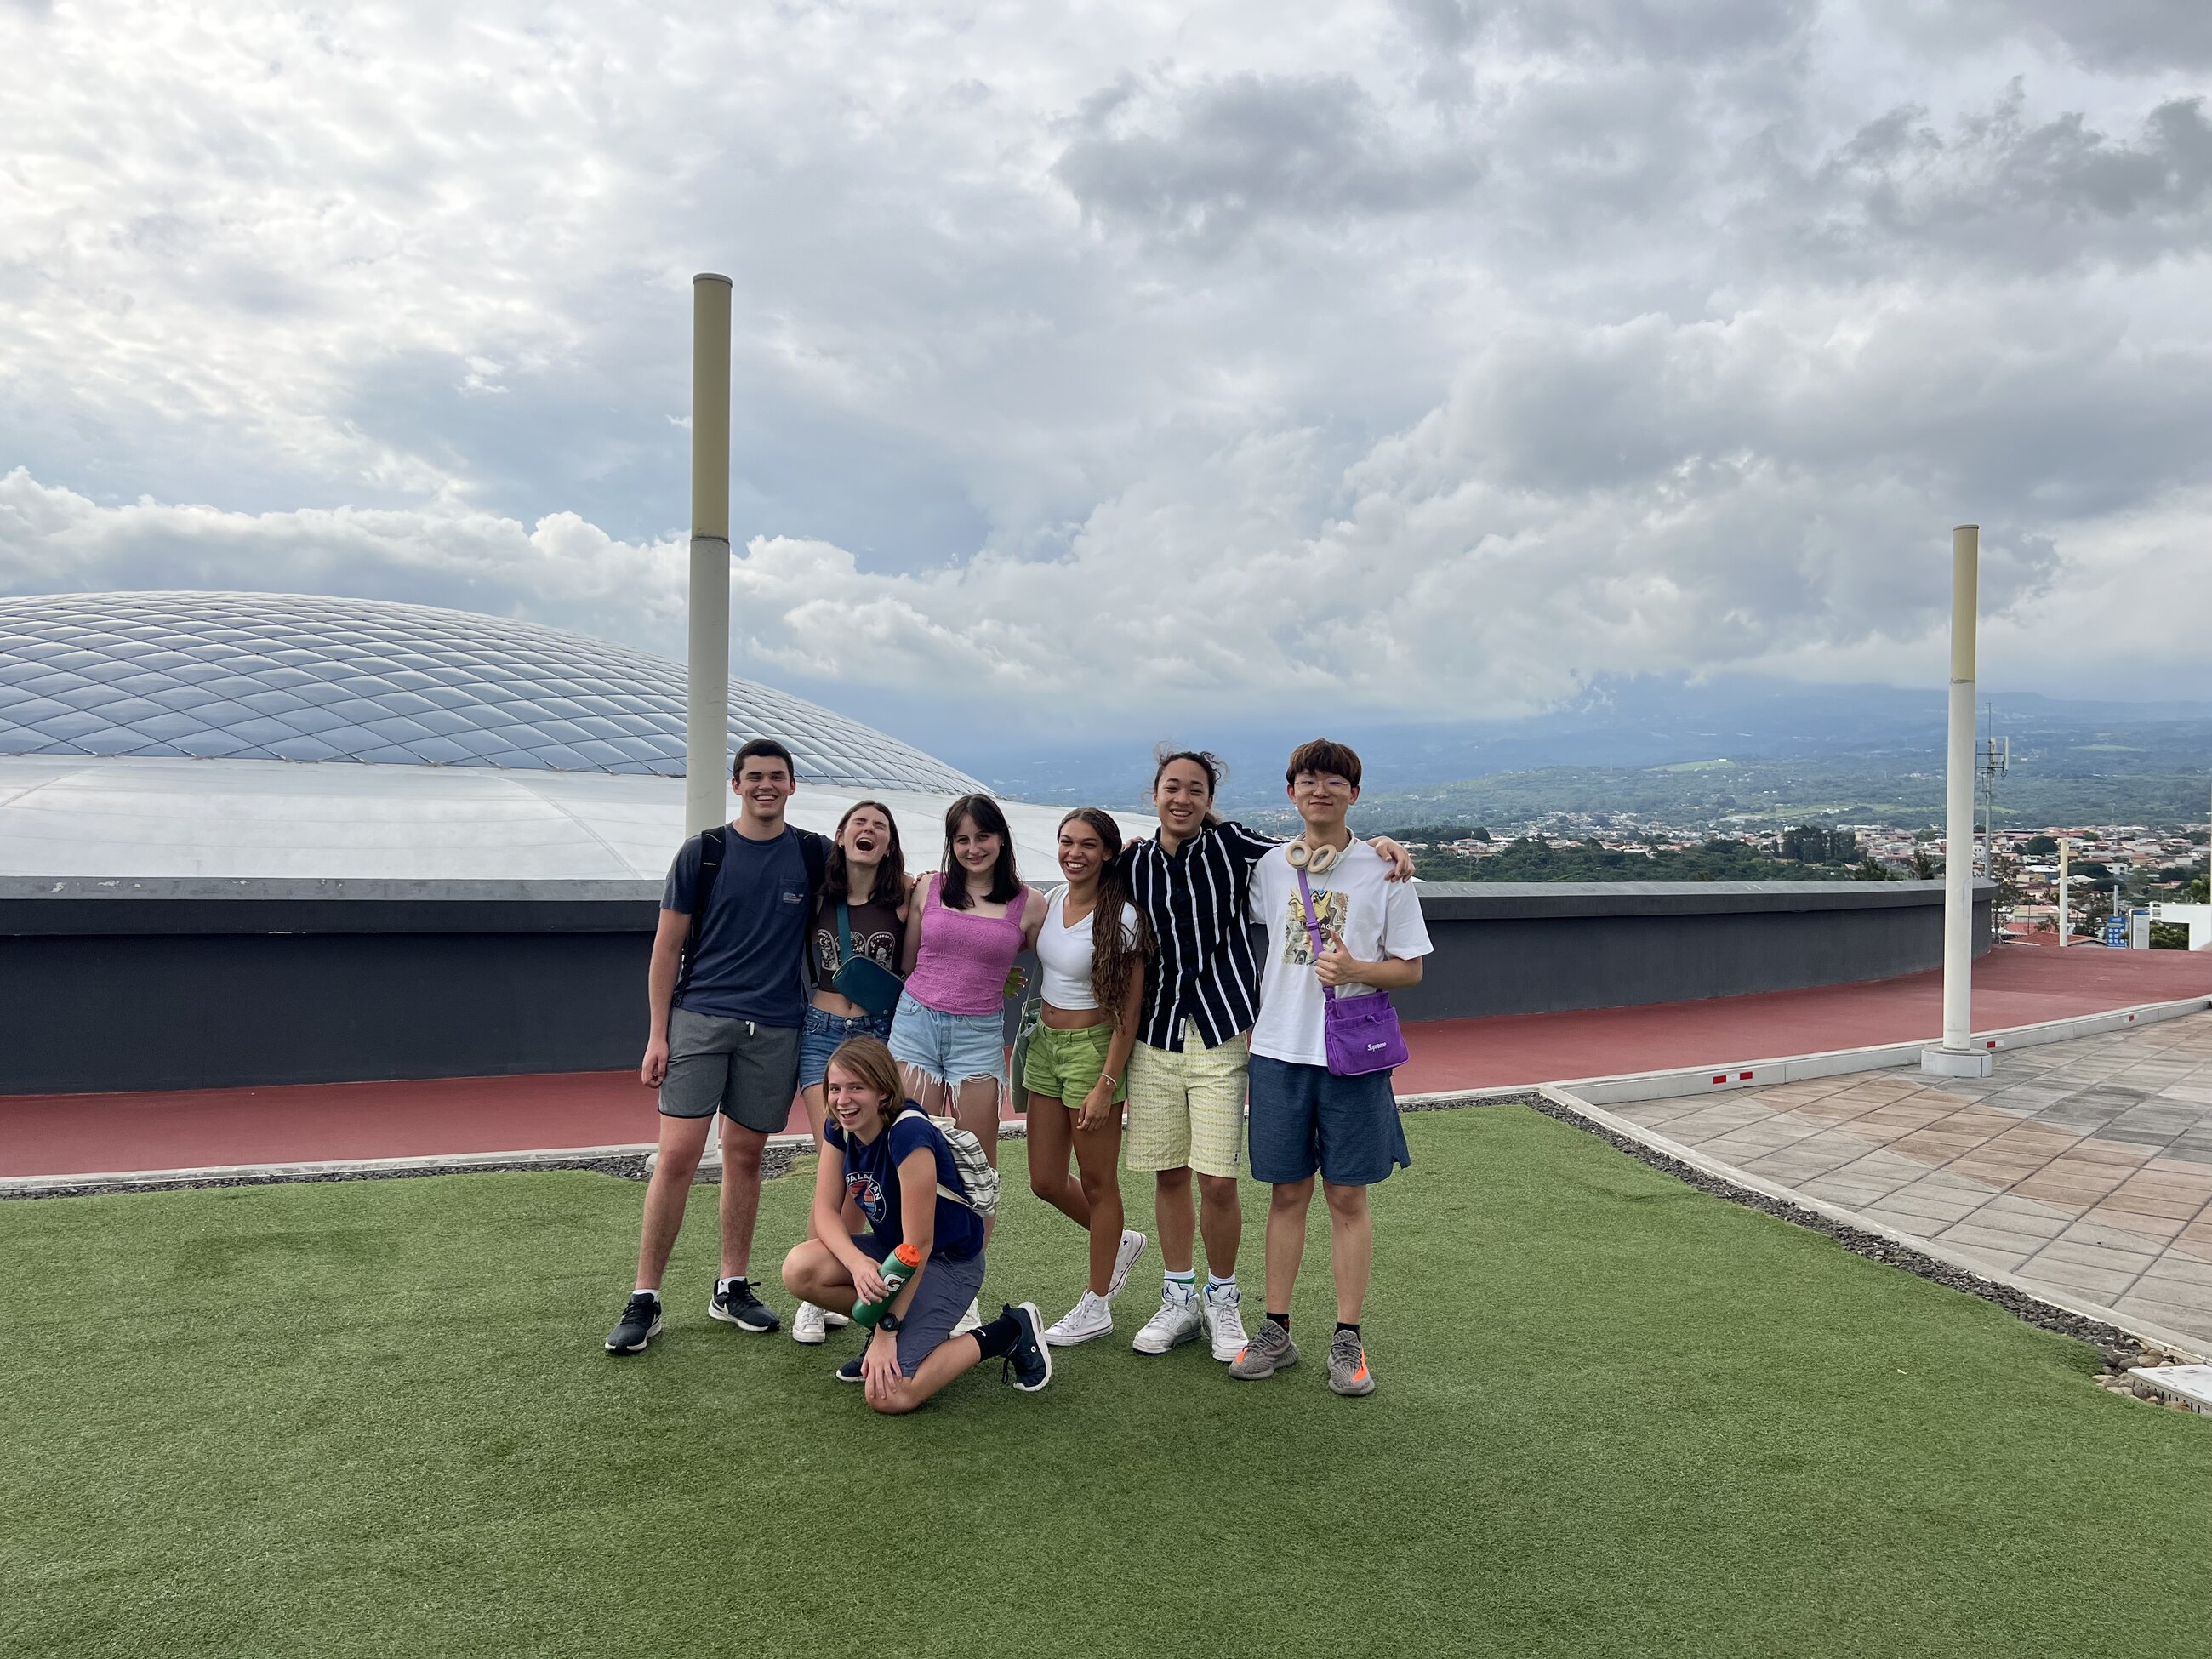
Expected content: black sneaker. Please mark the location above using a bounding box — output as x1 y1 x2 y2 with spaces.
709 1279 780 1333
605 1292 663 1354
1001 1303 1052 1394
835 1354 865 1384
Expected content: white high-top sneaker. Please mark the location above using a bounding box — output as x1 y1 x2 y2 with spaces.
1201 1280 1247 1363
1130 1280 1203 1354
950 1298 983 1337
791 1301 829 1345
1106 1229 1149 1301
1043 1290 1115 1347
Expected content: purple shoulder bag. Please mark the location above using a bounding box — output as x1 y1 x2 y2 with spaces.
1297 867 1409 1077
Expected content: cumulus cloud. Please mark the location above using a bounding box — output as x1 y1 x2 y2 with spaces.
2 0 2210 746
1056 71 1481 253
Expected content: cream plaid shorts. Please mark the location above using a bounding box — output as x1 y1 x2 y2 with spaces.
1124 1024 1249 1179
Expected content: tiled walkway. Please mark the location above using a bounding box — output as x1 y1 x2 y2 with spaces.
1611 1012 2212 1348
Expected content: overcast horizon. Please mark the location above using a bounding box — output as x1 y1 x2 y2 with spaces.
5 1 2211 741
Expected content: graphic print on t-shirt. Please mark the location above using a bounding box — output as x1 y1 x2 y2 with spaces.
1279 887 1348 966
846 1167 889 1224
812 925 898 980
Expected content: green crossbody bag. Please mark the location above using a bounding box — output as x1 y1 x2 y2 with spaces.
831 900 906 1018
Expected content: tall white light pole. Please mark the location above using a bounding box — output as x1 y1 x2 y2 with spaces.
685 274 733 837
1924 525 1993 1077
2057 835 2069 948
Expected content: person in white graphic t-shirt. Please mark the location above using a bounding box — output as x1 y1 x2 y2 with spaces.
1230 738 1432 1398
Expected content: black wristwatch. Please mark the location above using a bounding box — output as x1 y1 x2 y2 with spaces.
878 1311 904 1334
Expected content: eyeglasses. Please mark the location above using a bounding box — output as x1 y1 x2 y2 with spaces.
1291 775 1353 794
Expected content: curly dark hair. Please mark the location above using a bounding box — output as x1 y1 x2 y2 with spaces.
1058 807 1153 1020
1150 745 1225 830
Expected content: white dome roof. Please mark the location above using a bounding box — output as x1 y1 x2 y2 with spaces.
0 590 981 794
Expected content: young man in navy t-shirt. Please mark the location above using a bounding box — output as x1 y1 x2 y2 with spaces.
606 738 833 1355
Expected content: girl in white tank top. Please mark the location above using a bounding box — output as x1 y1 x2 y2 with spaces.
1023 808 1154 1346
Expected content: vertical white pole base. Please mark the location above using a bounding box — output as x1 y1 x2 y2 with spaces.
1920 1046 1994 1078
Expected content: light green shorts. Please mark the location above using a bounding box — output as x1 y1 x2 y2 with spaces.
1021 1020 1128 1107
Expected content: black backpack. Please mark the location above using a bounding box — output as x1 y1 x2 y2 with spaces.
675 824 830 998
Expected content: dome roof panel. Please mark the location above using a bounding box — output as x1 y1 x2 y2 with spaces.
0 592 982 794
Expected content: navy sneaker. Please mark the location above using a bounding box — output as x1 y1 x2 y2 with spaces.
1001 1303 1052 1394
604 1292 663 1355
835 1354 865 1384
709 1279 781 1333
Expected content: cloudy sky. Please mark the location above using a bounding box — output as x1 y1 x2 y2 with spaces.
3 0 2209 742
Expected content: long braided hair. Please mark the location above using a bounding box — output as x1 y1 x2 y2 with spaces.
1060 807 1153 1020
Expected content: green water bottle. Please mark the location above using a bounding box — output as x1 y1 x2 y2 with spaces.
853 1243 922 1327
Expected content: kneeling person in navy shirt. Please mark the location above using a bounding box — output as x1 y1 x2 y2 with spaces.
782 1037 1051 1412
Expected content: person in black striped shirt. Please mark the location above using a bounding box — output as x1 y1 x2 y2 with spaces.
1119 749 1412 1361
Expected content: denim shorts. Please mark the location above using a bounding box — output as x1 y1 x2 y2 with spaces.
887 990 1006 1088
1246 1052 1410 1187
799 1005 896 1091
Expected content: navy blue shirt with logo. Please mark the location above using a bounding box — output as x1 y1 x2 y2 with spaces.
824 1111 985 1263
662 826 812 1026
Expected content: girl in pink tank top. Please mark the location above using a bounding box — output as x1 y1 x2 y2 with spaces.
889 794 1047 1170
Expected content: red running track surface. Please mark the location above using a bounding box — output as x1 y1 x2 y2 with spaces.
5 945 2208 1180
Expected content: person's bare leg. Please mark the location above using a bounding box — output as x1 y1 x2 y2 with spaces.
898 1063 949 1118
1073 1120 1126 1297
1324 1181 1372 1324
1196 1173 1243 1280
954 1075 1001 1168
1154 1166 1196 1274
1264 1177 1315 1314
1026 1096 1090 1227
717 1120 769 1280
780 1239 860 1314
797 1083 830 1246
867 1333 985 1416
952 1075 1003 1246
635 1114 715 1290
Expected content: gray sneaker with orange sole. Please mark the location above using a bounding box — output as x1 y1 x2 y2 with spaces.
1327 1328 1376 1395
1228 1317 1297 1380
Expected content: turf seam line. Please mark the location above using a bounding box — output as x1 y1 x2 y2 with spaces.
1524 1084 2205 1370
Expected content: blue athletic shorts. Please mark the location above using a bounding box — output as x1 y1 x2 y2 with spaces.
1246 1053 1411 1187
799 1005 895 1092
850 1233 989 1377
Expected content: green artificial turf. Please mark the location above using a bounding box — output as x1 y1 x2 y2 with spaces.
3 1106 2208 1657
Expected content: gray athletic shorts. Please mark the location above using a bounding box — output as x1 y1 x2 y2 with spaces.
659 1009 801 1132
855 1234 989 1377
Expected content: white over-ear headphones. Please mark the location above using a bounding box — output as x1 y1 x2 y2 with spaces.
1284 840 1342 875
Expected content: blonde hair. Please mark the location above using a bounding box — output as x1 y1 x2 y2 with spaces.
824 1035 904 1118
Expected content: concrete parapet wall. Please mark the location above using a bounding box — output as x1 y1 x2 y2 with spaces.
0 876 1991 1096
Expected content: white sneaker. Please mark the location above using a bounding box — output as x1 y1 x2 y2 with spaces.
1202 1280 1247 1363
951 1298 983 1337
1131 1280 1202 1355
1043 1291 1114 1348
1106 1229 1149 1301
820 1308 851 1330
791 1301 828 1346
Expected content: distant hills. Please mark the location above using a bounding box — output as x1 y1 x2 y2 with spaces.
944 675 2212 833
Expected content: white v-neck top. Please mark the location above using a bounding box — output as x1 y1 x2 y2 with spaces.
1035 890 1139 1011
